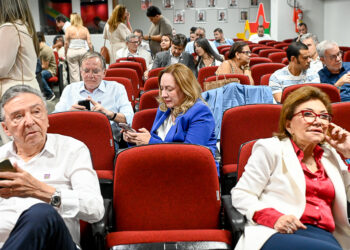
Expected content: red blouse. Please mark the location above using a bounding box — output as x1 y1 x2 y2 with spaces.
253 139 336 232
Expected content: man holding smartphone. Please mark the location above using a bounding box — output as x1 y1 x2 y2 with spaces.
0 85 104 249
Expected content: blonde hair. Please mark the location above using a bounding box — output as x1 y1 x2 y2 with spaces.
276 86 332 140
0 0 39 56
158 64 204 117
107 5 126 32
70 13 83 27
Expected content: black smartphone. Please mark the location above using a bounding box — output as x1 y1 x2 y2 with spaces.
78 100 90 110
119 123 136 132
0 159 15 181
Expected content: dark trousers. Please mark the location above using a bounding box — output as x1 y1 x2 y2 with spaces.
2 203 78 250
261 224 342 250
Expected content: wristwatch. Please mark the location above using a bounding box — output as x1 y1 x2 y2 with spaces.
50 189 61 208
148 35 151 41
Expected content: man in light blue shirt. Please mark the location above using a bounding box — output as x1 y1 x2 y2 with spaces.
185 27 219 54
269 42 320 103
213 28 234 47
54 52 134 142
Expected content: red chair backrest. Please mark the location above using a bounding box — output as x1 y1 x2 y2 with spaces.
220 47 231 55
217 45 232 54
344 50 350 62
282 38 294 43
260 73 272 86
148 67 165 78
248 43 265 50
282 57 289 65
113 144 221 230
266 41 280 47
332 102 350 132
281 84 341 103
109 61 144 87
224 50 230 60
233 38 244 42
205 74 250 85
274 43 290 49
143 77 159 91
197 66 219 90
258 40 275 45
220 104 281 168
116 57 147 73
103 77 135 107
249 57 272 67
252 46 273 54
250 53 259 57
132 108 157 131
105 68 140 98
48 111 115 180
139 89 159 110
251 63 285 85
268 51 287 63
259 48 284 58
237 140 257 180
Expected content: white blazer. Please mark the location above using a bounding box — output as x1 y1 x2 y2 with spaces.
232 137 350 250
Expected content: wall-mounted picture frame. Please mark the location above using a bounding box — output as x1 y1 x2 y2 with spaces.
174 10 185 24
217 9 227 22
250 0 259 7
208 0 216 7
196 10 207 23
163 0 174 9
228 0 238 8
141 0 152 10
239 9 249 22
185 0 195 8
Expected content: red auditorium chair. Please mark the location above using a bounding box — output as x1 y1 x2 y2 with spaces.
109 61 144 88
103 76 135 108
224 50 230 60
47 51 64 95
132 108 157 132
220 104 281 194
139 89 159 110
251 46 272 54
282 57 289 65
282 38 294 43
250 53 259 57
251 63 285 85
237 140 257 180
106 144 243 249
266 41 280 47
248 43 264 50
148 67 165 78
258 40 275 45
220 47 231 55
217 45 232 54
116 57 147 73
260 73 272 86
233 38 243 42
205 74 251 86
105 68 140 98
143 77 159 91
268 51 287 63
249 57 272 67
197 66 219 90
281 84 341 103
274 43 291 49
332 102 350 131
344 51 350 62
258 48 284 58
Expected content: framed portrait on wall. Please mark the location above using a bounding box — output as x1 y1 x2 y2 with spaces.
228 0 238 8
217 9 227 22
185 0 195 8
250 0 259 7
163 0 174 9
141 0 152 10
239 9 249 22
174 10 185 24
196 10 206 23
208 0 216 7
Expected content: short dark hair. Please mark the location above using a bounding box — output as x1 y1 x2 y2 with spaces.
133 29 143 36
286 42 308 61
214 28 223 33
190 26 197 34
298 22 307 29
258 25 264 29
227 41 248 59
36 31 45 43
172 33 187 47
53 35 64 45
55 15 66 23
146 6 161 17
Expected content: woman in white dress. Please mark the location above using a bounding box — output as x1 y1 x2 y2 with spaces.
103 5 132 64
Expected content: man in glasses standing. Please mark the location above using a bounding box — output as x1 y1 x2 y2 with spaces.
269 42 320 103
317 40 350 101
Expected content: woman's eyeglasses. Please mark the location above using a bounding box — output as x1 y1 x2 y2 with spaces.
293 110 333 124
240 51 252 56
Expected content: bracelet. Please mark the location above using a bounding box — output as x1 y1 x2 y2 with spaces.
109 112 117 121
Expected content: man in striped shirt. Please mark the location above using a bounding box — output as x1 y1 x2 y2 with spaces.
269 42 320 103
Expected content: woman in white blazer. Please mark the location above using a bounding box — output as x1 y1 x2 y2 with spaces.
232 86 350 250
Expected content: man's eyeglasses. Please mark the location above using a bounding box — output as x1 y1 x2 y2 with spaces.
326 51 343 61
293 110 333 124
128 41 139 44
82 68 102 75
240 51 252 56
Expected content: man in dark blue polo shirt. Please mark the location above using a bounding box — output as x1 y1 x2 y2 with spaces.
317 40 350 101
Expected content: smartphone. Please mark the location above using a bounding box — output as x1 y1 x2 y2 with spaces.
119 123 136 132
78 100 90 110
0 159 15 181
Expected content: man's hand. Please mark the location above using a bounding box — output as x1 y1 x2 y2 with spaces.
69 102 89 111
274 215 306 234
335 73 350 88
0 163 55 202
88 97 114 118
326 123 350 158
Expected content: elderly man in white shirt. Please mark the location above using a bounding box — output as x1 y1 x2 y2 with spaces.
249 25 272 43
0 85 104 249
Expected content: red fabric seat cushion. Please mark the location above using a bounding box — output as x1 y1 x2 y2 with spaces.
106 229 232 248
96 170 113 180
48 76 58 83
222 164 237 175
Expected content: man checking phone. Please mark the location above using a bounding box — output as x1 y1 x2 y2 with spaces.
0 85 104 249
54 52 134 144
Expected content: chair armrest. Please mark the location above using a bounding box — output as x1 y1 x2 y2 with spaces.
222 195 245 233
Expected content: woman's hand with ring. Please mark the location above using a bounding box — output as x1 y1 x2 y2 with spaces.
274 215 307 234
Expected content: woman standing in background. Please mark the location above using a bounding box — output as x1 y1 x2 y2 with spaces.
103 5 132 64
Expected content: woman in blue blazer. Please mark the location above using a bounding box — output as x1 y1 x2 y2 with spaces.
123 63 218 174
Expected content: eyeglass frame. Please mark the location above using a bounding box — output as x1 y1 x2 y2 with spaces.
292 110 333 124
240 51 252 56
325 50 343 61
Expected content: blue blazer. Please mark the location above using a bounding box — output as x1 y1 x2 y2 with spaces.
149 99 219 174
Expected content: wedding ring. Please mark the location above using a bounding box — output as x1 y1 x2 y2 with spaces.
287 228 292 234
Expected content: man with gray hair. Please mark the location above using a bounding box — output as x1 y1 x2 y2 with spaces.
184 27 219 54
54 52 134 145
0 85 104 249
300 33 323 72
317 40 350 101
116 34 152 70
